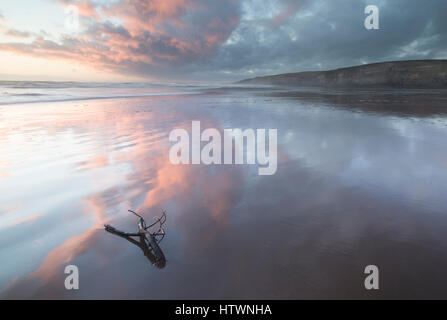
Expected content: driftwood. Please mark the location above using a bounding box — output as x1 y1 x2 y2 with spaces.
104 210 166 268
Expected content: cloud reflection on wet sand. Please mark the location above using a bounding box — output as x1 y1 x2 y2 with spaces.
2 90 447 298
0 95 243 298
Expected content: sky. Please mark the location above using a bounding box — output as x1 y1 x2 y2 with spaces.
0 0 446 82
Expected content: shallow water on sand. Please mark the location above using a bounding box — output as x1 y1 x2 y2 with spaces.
1 88 447 299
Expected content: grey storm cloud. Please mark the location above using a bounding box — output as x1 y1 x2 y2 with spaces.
0 0 446 81
200 0 447 80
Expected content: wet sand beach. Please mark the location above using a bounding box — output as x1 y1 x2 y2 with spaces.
1 87 447 299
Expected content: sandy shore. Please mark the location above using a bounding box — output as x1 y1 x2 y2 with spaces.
2 89 447 298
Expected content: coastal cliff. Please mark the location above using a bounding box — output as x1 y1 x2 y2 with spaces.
238 60 447 88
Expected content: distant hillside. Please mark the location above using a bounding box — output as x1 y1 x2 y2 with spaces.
238 60 447 88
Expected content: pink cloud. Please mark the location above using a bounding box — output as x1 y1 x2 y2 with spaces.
0 0 241 79
272 2 300 26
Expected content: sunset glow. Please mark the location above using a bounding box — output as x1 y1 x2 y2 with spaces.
2 0 447 81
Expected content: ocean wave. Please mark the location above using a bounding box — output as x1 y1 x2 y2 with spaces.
0 91 200 105
10 93 47 96
0 81 233 105
0 81 209 89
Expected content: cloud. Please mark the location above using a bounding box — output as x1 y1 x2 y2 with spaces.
4 29 32 38
0 0 241 80
0 12 34 39
206 0 447 79
0 0 446 80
